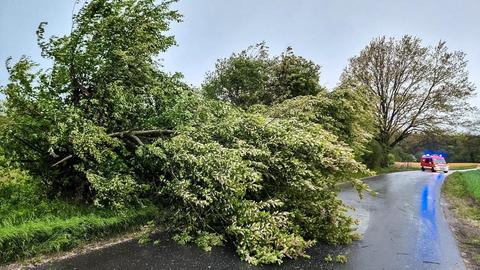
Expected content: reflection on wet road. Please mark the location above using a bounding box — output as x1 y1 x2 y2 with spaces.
337 171 464 270
36 171 465 270
416 173 443 264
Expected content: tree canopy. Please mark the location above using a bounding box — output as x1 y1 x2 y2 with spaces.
254 86 375 157
1 0 185 201
203 43 324 107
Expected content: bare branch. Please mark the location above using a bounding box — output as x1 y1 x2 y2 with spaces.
50 129 175 168
51 154 73 167
130 134 144 145
108 129 175 137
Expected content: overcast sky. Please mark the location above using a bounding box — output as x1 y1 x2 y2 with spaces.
1 0 479 108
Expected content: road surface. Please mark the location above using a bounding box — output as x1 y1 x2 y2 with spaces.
36 171 465 270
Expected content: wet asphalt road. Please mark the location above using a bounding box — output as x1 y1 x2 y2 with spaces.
36 171 465 270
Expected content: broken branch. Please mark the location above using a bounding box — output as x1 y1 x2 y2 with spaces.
108 129 175 137
51 154 73 167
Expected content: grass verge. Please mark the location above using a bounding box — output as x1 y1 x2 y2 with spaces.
442 170 480 268
0 169 158 265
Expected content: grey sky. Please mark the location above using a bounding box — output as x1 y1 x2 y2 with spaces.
1 0 479 108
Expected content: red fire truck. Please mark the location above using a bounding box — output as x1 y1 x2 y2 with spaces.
420 154 449 173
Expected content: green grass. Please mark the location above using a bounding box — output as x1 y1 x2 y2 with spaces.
473 254 480 265
443 170 480 221
444 170 480 202
0 169 158 265
463 170 480 201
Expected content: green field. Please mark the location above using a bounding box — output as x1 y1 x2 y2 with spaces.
0 169 158 265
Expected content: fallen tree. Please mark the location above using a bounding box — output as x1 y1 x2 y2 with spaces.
0 0 369 265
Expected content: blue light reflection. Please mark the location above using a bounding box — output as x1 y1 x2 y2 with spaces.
416 173 444 262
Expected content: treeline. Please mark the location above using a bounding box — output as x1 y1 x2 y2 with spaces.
396 131 480 163
0 0 475 265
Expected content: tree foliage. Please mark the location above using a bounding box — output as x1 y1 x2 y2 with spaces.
256 86 375 157
203 43 324 107
145 99 369 264
1 0 184 201
342 35 475 150
0 0 369 265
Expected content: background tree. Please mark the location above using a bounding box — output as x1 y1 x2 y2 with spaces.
342 35 475 166
268 46 322 103
203 43 324 107
202 43 271 107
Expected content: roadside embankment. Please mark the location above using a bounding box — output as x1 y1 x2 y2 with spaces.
0 169 158 267
442 170 480 269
